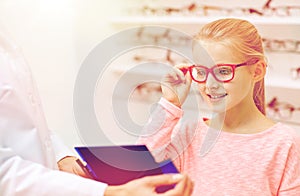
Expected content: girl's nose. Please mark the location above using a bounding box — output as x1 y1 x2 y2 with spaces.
206 73 220 89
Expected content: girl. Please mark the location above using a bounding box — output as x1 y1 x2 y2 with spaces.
138 18 300 195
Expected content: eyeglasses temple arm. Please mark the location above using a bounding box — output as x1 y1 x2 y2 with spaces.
179 67 189 75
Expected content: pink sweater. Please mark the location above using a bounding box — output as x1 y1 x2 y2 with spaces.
138 98 300 196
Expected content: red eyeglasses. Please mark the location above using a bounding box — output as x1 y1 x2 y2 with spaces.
180 61 254 83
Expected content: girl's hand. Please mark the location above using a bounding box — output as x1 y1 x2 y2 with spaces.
161 65 192 108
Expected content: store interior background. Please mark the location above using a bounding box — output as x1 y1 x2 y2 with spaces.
0 0 299 150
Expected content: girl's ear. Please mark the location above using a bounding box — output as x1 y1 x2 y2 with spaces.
253 60 266 82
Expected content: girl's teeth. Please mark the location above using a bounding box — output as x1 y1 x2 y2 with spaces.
210 94 227 99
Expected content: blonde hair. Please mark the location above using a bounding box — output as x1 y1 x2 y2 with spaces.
194 18 266 115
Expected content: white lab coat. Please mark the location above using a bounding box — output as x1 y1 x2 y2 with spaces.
0 33 107 195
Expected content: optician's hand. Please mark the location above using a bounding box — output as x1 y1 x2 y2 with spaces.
104 174 194 196
57 156 91 178
161 65 192 108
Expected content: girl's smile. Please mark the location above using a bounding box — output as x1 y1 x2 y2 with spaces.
206 92 228 101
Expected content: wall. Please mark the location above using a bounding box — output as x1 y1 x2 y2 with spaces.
1 0 299 149
0 0 119 147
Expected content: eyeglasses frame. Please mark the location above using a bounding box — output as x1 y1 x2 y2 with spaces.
180 61 252 83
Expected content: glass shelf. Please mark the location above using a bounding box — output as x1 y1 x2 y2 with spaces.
112 66 300 90
111 16 300 25
265 76 300 90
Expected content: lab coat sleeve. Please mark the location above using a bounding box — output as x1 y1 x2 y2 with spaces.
0 151 108 196
50 132 77 162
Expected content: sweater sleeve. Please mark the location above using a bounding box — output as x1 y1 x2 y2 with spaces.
137 98 187 169
278 133 300 195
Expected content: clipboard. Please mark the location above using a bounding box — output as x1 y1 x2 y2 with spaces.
75 145 179 193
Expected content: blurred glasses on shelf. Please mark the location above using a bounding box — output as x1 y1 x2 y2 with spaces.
133 81 202 101
140 3 198 16
136 82 161 94
136 3 263 17
262 6 300 16
262 38 300 53
135 27 192 46
133 49 189 66
262 0 300 16
266 97 300 120
128 0 300 17
291 67 300 80
128 82 162 102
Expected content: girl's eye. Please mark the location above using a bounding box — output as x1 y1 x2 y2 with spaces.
217 67 232 75
197 69 206 76
192 68 206 76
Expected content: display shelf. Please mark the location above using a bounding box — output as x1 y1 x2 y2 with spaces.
112 65 169 77
269 118 300 126
113 66 300 89
111 16 300 25
265 75 300 90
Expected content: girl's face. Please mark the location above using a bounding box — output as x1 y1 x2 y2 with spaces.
192 42 255 113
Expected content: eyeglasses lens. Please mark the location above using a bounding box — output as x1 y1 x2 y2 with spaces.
191 67 206 82
213 66 233 81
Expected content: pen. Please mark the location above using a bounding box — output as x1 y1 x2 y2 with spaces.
76 158 96 180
